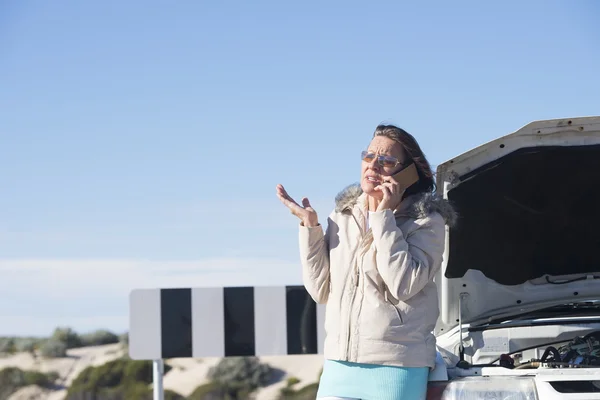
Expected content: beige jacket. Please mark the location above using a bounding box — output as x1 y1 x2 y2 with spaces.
299 184 457 368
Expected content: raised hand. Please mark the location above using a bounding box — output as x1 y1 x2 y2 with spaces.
276 184 319 227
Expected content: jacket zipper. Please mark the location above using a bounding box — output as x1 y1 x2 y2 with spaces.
343 210 367 361
345 230 372 361
341 239 360 361
346 268 357 360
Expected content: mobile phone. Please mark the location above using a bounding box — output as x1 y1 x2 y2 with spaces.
391 163 419 188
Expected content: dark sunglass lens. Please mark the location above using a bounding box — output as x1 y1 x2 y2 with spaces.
381 156 398 167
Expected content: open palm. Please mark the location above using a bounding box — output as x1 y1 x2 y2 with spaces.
276 184 319 227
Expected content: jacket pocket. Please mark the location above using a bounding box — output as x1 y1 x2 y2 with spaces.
385 291 404 324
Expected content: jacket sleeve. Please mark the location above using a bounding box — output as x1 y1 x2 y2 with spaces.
369 209 446 302
298 214 333 304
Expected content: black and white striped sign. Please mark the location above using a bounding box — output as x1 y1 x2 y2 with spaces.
128 285 326 360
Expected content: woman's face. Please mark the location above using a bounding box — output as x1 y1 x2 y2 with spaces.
360 136 406 199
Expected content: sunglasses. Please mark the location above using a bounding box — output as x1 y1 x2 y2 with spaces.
361 151 404 168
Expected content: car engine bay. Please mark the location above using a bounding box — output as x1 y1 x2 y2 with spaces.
497 331 600 370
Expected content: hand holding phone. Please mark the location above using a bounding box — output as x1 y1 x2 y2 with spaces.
375 163 420 212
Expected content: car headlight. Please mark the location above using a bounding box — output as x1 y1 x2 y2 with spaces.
430 376 538 400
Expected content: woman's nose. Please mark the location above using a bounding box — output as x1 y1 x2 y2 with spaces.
369 157 381 171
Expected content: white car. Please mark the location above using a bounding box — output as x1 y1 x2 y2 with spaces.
427 116 600 399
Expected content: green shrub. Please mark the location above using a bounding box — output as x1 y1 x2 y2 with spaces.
65 358 177 400
50 327 82 349
67 382 151 400
15 338 38 353
67 382 184 400
46 371 60 384
278 369 321 400
23 370 54 386
205 357 273 399
286 376 300 386
0 367 24 399
164 390 185 400
0 367 26 385
279 375 301 398
0 337 15 355
187 381 230 400
0 367 59 399
39 338 67 358
80 330 120 347
119 332 129 346
122 359 154 383
279 382 319 399
0 337 45 355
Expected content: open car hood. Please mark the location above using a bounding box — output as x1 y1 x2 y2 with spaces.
434 116 600 334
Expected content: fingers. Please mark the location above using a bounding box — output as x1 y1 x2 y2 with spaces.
276 184 289 199
277 184 311 221
381 184 392 199
376 182 394 194
277 185 312 208
383 176 409 193
374 177 407 212
276 184 297 206
301 197 311 208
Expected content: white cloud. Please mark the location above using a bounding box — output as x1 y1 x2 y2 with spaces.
0 257 304 336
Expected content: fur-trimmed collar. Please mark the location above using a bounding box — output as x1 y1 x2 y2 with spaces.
334 183 458 227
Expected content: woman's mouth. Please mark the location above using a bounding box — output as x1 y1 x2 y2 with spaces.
366 176 381 184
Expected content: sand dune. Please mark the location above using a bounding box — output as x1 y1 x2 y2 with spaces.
162 357 222 396
8 385 51 400
162 354 323 399
1 344 323 400
254 355 323 400
1 343 126 400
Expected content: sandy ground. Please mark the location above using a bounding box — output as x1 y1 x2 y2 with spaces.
1 343 126 400
162 354 323 399
162 357 222 396
6 385 51 400
1 344 323 400
254 355 323 400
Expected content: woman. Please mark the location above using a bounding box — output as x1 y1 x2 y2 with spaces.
276 124 457 400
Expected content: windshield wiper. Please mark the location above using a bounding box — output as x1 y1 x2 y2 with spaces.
546 275 600 284
473 301 600 328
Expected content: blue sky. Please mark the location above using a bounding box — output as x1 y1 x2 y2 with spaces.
1 1 599 336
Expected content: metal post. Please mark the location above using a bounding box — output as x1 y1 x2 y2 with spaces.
153 359 164 400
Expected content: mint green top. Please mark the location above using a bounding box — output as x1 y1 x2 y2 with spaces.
316 359 429 400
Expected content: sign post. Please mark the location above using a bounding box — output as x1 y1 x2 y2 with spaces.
152 359 164 400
